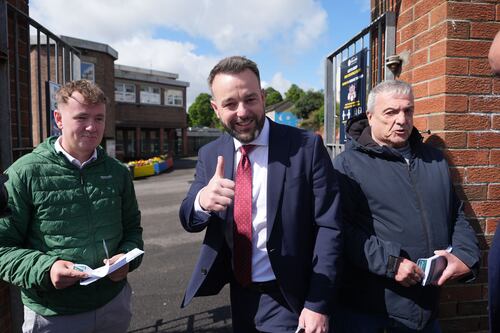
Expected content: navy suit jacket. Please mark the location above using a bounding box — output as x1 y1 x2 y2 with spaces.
179 120 342 315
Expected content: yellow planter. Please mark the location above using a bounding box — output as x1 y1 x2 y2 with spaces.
133 164 155 178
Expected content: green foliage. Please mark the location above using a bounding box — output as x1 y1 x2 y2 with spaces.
188 93 218 127
264 87 283 106
284 84 305 103
292 90 324 120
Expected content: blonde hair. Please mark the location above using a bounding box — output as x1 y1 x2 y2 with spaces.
56 79 107 106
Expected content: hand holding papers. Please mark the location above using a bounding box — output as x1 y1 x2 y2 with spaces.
73 248 144 285
417 246 452 286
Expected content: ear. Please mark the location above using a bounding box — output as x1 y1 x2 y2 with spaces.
54 109 63 129
210 100 221 120
366 111 373 126
260 88 266 105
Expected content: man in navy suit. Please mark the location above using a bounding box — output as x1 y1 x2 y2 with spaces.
179 56 342 333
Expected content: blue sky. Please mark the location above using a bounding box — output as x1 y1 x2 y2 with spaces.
30 0 370 105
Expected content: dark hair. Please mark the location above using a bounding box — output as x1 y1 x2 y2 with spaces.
56 79 107 106
207 56 261 90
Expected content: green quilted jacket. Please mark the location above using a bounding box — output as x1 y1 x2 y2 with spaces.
0 137 143 315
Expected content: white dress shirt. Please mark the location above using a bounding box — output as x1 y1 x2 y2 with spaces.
195 118 276 282
54 136 97 169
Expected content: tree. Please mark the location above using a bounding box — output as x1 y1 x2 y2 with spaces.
264 87 283 106
292 90 324 120
188 93 218 127
284 84 305 103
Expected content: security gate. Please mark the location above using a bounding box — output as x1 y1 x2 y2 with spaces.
0 0 80 170
324 11 396 158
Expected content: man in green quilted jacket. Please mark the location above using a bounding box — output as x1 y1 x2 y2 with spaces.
0 80 143 333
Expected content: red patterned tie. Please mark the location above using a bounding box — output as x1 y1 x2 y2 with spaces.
233 144 255 286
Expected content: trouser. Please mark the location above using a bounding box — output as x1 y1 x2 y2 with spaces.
331 307 442 333
230 280 300 333
22 282 132 333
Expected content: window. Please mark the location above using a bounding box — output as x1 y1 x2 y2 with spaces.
81 62 95 82
140 86 161 105
115 83 136 103
165 89 183 107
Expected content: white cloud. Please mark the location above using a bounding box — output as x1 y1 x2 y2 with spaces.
30 0 327 53
29 0 328 105
114 37 218 107
267 73 292 95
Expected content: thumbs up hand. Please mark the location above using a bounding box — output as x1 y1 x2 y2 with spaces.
198 156 235 212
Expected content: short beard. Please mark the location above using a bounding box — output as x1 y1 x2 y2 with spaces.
223 116 265 143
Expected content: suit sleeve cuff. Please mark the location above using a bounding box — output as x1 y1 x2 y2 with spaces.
194 190 211 218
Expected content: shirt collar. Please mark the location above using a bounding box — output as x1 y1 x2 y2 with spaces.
233 117 270 152
54 136 97 169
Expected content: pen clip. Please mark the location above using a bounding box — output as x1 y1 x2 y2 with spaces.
102 239 110 265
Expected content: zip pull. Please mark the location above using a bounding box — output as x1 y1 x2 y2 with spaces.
80 173 83 185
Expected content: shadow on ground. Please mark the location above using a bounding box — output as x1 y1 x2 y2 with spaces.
128 305 231 333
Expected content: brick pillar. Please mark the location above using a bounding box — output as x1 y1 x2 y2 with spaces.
372 0 499 331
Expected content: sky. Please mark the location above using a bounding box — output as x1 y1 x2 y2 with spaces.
30 0 370 107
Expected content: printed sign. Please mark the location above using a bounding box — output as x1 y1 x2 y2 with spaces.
339 49 367 144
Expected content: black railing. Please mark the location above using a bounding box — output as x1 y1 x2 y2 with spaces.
324 11 396 158
0 1 80 169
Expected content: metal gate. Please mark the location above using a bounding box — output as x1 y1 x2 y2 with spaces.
0 0 80 170
324 11 396 158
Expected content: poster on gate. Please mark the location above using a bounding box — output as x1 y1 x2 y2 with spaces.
339 49 367 144
46 81 61 137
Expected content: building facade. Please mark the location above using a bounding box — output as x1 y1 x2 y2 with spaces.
114 64 189 161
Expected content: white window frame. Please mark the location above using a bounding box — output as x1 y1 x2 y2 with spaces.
115 82 136 103
140 85 161 105
81 62 95 82
165 89 183 107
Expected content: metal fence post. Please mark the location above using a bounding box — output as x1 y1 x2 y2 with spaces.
0 0 12 171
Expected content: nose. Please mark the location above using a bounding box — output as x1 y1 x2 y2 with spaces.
85 120 97 132
236 102 250 118
395 110 406 125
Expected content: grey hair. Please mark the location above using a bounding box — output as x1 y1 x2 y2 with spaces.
367 80 413 113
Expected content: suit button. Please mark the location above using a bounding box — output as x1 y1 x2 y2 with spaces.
201 268 208 275
268 248 275 253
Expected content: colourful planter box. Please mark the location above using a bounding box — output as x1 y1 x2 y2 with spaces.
154 161 168 174
133 164 155 178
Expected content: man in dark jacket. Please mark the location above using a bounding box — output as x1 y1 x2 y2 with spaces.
332 80 480 332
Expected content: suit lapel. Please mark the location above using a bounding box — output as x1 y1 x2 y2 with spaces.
218 134 235 248
267 121 289 240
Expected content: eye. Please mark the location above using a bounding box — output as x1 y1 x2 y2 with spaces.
223 102 237 110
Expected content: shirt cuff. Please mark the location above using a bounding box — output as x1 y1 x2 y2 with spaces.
194 189 211 218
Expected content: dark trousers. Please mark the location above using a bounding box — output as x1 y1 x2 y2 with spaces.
489 230 500 333
331 307 441 333
230 281 299 333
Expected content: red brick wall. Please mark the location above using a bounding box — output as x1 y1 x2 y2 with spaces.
372 0 499 331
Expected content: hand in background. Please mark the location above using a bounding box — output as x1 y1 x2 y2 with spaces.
298 308 329 333
395 258 424 287
50 260 88 289
104 253 129 282
434 250 471 286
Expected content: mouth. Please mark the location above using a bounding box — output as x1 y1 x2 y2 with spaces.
234 118 254 130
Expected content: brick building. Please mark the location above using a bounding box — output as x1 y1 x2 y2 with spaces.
370 0 499 331
114 64 189 160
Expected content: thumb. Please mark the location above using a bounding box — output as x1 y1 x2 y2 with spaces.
213 156 224 179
